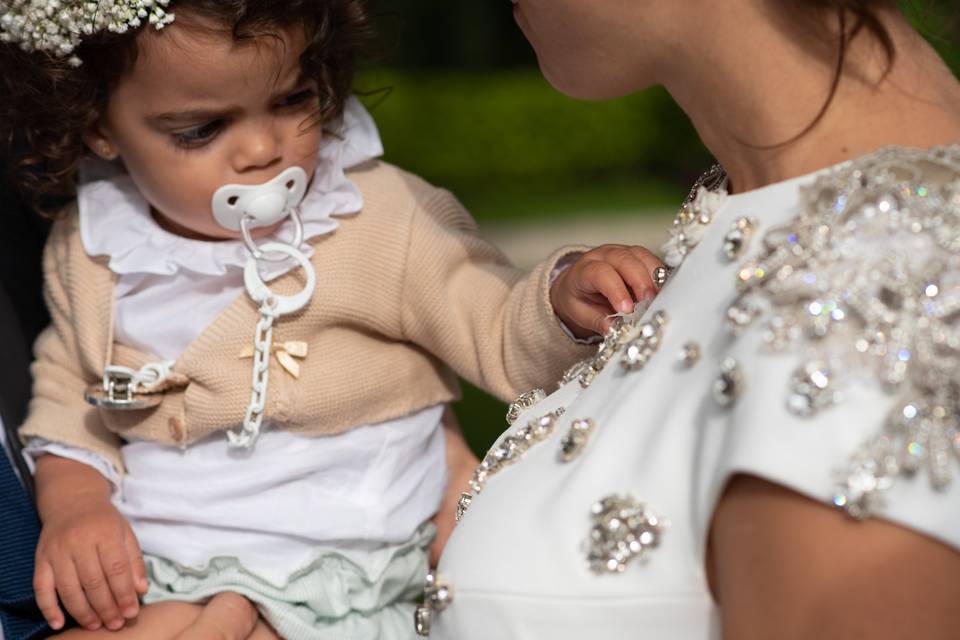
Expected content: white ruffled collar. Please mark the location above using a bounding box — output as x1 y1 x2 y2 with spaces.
78 96 383 281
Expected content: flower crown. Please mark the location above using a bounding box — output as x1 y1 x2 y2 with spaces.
0 0 175 66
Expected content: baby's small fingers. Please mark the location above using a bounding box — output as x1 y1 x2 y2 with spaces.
34 560 64 630
628 247 667 288
611 255 656 303
99 541 139 619
76 549 123 630
55 559 102 631
578 262 634 314
123 527 148 596
566 297 614 337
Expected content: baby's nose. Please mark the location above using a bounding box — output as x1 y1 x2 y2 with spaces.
231 120 282 173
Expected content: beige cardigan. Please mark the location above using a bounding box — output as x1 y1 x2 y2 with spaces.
20 161 593 473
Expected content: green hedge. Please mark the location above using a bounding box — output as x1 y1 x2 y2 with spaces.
355 69 708 201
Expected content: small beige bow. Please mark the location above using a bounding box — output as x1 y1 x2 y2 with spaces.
239 341 308 378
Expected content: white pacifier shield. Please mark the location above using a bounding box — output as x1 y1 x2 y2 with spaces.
212 166 308 231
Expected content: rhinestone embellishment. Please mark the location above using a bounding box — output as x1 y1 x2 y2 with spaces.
620 310 669 371
712 358 744 406
725 301 759 333
833 400 960 518
722 216 758 261
662 165 729 269
455 491 472 522
726 146 960 516
586 494 665 574
414 571 454 636
677 341 701 368
469 409 564 494
652 266 669 289
414 606 431 637
560 310 669 388
786 361 839 417
558 418 596 463
506 388 547 425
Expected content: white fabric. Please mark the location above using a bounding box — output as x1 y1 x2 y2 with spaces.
432 164 960 639
119 407 445 584
28 97 449 581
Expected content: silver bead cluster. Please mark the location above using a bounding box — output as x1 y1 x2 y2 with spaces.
455 491 472 522
662 172 730 269
0 0 174 66
620 310 669 371
834 399 960 518
558 418 596 463
728 145 960 516
505 387 546 425
712 358 744 407
414 571 454 636
786 360 839 417
722 216 758 261
586 494 665 574
469 409 564 495
560 309 671 389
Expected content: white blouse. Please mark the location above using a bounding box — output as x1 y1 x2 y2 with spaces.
425 146 960 639
26 97 449 583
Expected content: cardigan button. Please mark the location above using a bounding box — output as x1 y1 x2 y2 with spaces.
167 416 186 442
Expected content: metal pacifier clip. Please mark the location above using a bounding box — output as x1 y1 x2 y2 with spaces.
85 167 316 450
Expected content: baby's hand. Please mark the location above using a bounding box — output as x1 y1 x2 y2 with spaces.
34 492 147 632
550 244 665 339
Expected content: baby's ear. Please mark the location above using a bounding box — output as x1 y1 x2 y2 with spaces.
82 123 120 161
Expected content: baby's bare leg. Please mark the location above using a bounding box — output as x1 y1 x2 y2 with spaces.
57 601 203 639
56 593 274 640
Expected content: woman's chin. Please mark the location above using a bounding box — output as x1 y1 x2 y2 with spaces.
539 61 640 102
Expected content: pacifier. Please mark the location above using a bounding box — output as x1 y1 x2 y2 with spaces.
211 165 318 449
212 166 308 232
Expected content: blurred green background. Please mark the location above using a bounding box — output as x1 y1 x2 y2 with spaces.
355 1 960 457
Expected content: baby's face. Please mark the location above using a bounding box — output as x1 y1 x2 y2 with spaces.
88 15 322 240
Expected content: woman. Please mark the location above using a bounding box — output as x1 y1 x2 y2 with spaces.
421 1 960 638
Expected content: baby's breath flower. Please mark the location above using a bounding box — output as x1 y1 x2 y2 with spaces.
0 0 175 64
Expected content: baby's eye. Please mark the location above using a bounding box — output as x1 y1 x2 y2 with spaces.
171 120 224 149
276 88 318 109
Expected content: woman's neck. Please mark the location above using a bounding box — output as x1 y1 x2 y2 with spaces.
661 5 960 193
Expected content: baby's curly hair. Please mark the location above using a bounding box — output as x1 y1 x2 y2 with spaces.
0 0 376 215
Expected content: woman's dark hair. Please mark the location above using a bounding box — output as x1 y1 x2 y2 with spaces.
777 0 898 145
0 0 376 215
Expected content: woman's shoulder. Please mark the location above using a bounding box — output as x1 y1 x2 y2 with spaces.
711 143 960 540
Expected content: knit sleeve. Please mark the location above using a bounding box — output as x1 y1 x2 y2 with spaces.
18 217 124 475
399 188 595 403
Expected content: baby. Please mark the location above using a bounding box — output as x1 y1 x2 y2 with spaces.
0 1 663 638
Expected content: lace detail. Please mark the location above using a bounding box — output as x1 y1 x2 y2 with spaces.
729 145 960 517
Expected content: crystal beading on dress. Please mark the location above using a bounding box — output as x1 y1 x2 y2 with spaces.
727 145 960 518
662 164 730 270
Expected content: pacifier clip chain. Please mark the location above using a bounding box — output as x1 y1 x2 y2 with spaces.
215 167 317 449
231 295 278 448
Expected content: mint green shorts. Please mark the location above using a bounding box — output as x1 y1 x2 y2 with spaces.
142 524 434 640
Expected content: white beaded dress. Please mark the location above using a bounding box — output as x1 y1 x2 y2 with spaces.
422 146 960 639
